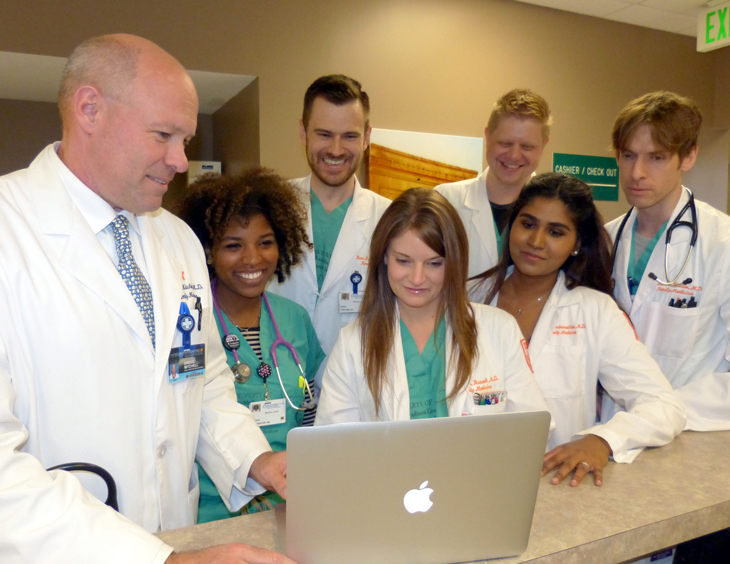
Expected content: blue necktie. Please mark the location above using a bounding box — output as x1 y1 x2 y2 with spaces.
110 215 156 348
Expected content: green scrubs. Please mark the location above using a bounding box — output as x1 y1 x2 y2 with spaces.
401 318 449 419
628 220 668 296
197 292 326 523
494 218 504 258
311 190 353 291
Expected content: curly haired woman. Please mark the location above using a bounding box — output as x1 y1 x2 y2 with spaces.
177 168 325 522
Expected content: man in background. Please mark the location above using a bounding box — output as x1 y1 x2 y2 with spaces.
606 89 730 564
268 75 391 395
435 89 551 277
606 90 730 431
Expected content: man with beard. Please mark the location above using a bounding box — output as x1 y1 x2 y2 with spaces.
268 75 391 396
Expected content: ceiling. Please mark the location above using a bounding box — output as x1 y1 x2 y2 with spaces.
0 51 255 115
515 0 723 37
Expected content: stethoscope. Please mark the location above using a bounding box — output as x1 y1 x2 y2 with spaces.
211 279 315 411
612 189 698 287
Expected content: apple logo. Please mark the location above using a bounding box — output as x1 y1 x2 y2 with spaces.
403 480 434 514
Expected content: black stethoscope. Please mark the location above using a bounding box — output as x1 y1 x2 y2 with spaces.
612 189 698 287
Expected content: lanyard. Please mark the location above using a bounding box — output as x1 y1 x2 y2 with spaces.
627 220 668 296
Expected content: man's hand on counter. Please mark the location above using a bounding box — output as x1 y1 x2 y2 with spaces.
166 543 298 563
249 451 288 499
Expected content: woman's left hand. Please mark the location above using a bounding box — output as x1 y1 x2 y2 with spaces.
542 435 612 487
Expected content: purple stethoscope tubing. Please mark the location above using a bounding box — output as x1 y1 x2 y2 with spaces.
211 280 315 410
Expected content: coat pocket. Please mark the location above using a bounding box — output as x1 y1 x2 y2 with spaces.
533 345 586 399
636 301 700 360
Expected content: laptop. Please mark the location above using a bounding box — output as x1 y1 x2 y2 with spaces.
283 410 551 564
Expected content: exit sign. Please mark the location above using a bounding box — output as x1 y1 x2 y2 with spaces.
698 2 730 52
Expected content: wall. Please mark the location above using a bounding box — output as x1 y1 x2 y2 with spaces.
0 0 725 219
213 79 260 177
0 99 60 175
162 113 214 211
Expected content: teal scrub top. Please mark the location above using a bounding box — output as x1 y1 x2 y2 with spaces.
401 317 448 419
494 218 505 260
628 220 668 296
311 190 353 291
197 291 326 523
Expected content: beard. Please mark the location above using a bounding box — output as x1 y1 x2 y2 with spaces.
307 151 362 189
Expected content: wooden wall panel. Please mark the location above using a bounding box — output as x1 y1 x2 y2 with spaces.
367 143 477 200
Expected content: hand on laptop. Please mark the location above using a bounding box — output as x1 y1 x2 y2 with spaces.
166 543 298 563
250 451 288 499
541 435 612 487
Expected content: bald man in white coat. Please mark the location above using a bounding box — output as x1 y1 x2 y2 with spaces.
0 34 294 564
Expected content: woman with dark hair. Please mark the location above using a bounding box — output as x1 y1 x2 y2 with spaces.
470 173 685 487
315 188 550 424
177 168 326 522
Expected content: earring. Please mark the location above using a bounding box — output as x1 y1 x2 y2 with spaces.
572 250 579 256
206 257 213 265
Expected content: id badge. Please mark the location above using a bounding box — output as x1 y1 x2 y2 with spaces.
249 398 286 426
168 344 206 383
338 292 363 314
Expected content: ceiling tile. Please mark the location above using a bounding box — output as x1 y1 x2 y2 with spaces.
640 0 710 17
515 0 632 19
677 24 699 37
605 5 698 33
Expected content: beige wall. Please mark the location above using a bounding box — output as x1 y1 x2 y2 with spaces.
161 113 214 211
0 0 724 219
213 79 260 177
0 99 60 175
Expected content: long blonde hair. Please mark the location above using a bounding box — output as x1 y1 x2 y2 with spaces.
360 188 478 415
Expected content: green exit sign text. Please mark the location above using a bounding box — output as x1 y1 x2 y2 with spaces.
698 2 730 52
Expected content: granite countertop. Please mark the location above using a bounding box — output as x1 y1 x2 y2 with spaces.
157 431 730 563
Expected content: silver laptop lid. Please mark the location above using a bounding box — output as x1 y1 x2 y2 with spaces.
286 411 550 564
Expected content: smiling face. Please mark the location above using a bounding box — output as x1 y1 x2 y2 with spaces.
85 52 198 214
509 197 579 282
300 97 371 192
211 214 280 307
485 116 547 194
618 124 697 221
385 229 445 318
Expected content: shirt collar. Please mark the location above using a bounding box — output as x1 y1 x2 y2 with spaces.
49 142 141 236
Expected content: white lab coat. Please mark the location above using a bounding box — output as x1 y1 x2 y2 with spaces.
0 145 271 563
314 303 553 426
435 169 500 278
469 272 686 462
267 174 391 392
607 188 730 431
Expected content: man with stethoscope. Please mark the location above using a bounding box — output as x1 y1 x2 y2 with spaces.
606 91 730 433
267 75 391 394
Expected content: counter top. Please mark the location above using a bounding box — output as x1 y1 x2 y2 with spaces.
157 431 730 563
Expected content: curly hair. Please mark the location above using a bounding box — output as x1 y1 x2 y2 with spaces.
175 168 312 283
